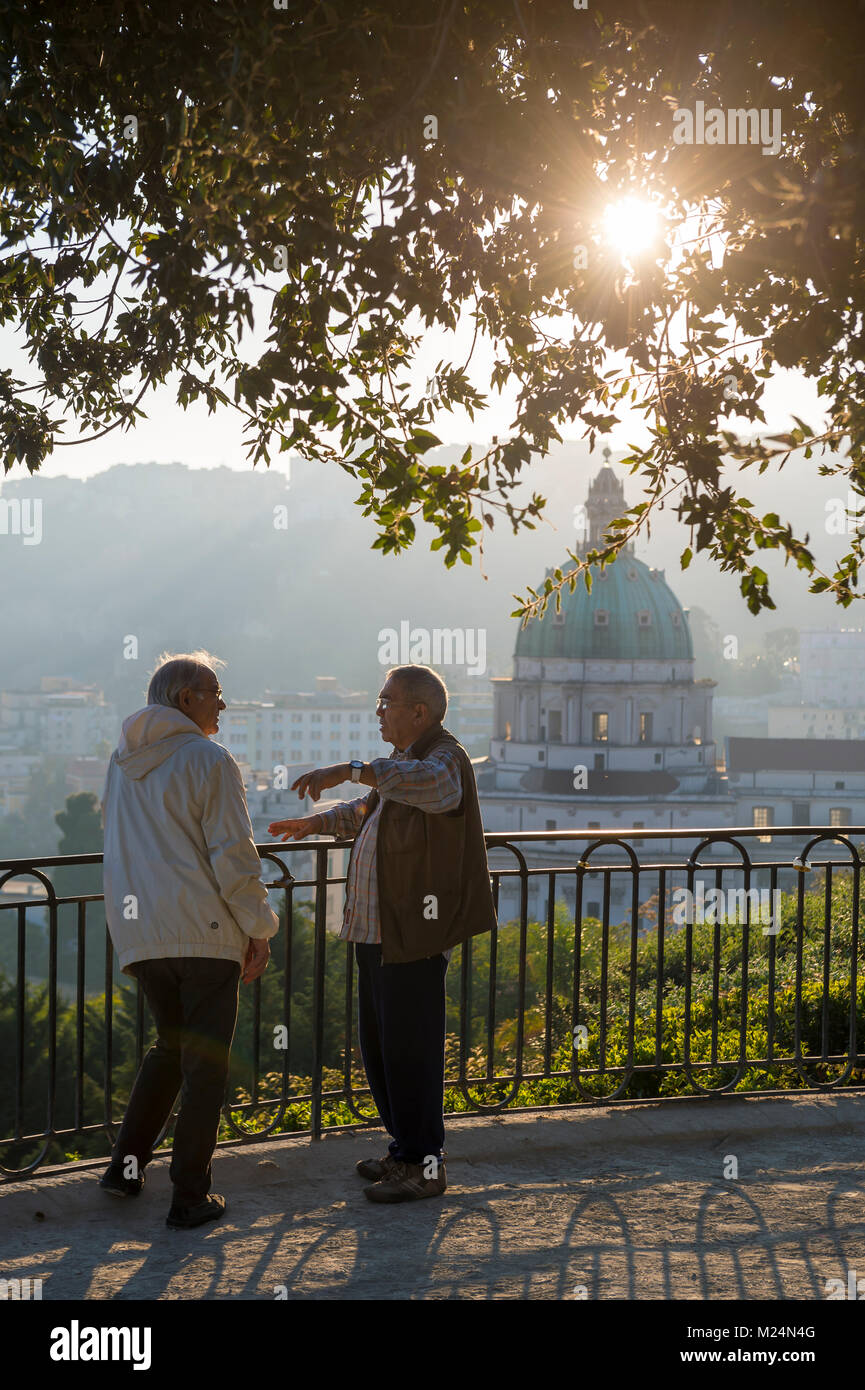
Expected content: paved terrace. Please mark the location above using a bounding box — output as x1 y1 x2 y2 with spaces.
2 1093 864 1300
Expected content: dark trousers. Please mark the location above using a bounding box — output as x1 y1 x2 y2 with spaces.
355 942 448 1165
112 957 241 1206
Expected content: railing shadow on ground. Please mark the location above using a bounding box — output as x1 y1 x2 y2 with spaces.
2 826 865 1182
3 1118 865 1300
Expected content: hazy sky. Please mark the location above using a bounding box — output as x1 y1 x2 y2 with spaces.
0 105 835 491
1 304 825 487
0 191 829 488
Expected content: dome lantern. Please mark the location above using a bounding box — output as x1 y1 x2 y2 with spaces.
582 445 633 555
515 461 693 663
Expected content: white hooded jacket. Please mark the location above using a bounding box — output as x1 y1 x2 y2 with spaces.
101 705 279 974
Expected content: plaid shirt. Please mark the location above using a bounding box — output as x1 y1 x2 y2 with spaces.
317 745 463 945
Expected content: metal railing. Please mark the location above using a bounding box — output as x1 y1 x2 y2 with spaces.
1 826 863 1180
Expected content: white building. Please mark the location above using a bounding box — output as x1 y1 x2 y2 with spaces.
725 737 865 834
0 679 116 757
477 463 736 923
0 749 43 815
65 756 111 800
217 675 382 782
768 705 865 740
799 629 865 707
762 629 865 742
445 685 494 755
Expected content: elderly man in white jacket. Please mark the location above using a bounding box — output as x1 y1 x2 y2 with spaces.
99 651 279 1230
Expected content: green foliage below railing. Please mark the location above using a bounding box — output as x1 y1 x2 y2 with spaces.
2 868 863 1174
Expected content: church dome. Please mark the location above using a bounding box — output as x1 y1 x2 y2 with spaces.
516 457 694 663
515 553 693 661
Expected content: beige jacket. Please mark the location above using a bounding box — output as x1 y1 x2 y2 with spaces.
101 705 279 974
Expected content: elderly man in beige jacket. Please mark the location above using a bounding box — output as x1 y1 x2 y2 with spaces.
100 651 279 1230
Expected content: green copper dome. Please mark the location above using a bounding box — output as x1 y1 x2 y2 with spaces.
515 553 694 662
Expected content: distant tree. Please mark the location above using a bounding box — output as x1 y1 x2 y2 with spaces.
0 761 68 862
55 792 102 856
53 792 104 929
2 1 864 616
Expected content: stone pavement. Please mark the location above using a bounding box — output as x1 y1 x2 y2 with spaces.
2 1093 864 1300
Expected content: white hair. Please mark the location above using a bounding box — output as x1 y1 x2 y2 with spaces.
387 664 448 721
147 650 225 708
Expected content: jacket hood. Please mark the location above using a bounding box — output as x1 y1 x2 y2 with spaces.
114 705 207 780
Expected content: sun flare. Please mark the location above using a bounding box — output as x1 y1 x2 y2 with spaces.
602 197 661 261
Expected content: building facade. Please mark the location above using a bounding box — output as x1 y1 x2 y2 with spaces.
476 463 736 922
217 675 382 783
725 737 865 834
798 629 865 708
0 679 116 757
767 705 865 740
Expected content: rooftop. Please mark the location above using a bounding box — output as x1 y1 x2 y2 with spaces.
727 737 865 773
519 768 682 797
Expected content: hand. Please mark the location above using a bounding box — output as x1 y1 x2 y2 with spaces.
242 936 270 983
290 764 348 802
267 814 323 840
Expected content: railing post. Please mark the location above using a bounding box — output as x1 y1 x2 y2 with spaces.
14 903 25 1141
75 899 86 1136
310 842 328 1141
103 930 114 1140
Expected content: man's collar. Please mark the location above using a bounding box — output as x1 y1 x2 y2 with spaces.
406 721 445 760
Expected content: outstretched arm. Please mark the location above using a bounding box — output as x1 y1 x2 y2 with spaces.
269 794 372 841
367 748 462 813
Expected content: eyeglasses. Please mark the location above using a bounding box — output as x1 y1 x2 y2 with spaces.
376 697 412 710
193 686 224 701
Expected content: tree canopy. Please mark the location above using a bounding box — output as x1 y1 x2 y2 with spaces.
2 0 865 616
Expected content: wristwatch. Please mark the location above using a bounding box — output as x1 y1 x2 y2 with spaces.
350 760 364 782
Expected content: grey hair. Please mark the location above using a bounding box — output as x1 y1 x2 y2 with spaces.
387 664 448 721
147 650 226 709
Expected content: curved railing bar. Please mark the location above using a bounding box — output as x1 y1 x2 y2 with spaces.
681 836 754 1095
0 865 58 901
789 833 862 1090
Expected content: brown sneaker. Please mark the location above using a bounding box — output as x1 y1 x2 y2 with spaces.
355 1153 398 1181
363 1159 447 1203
